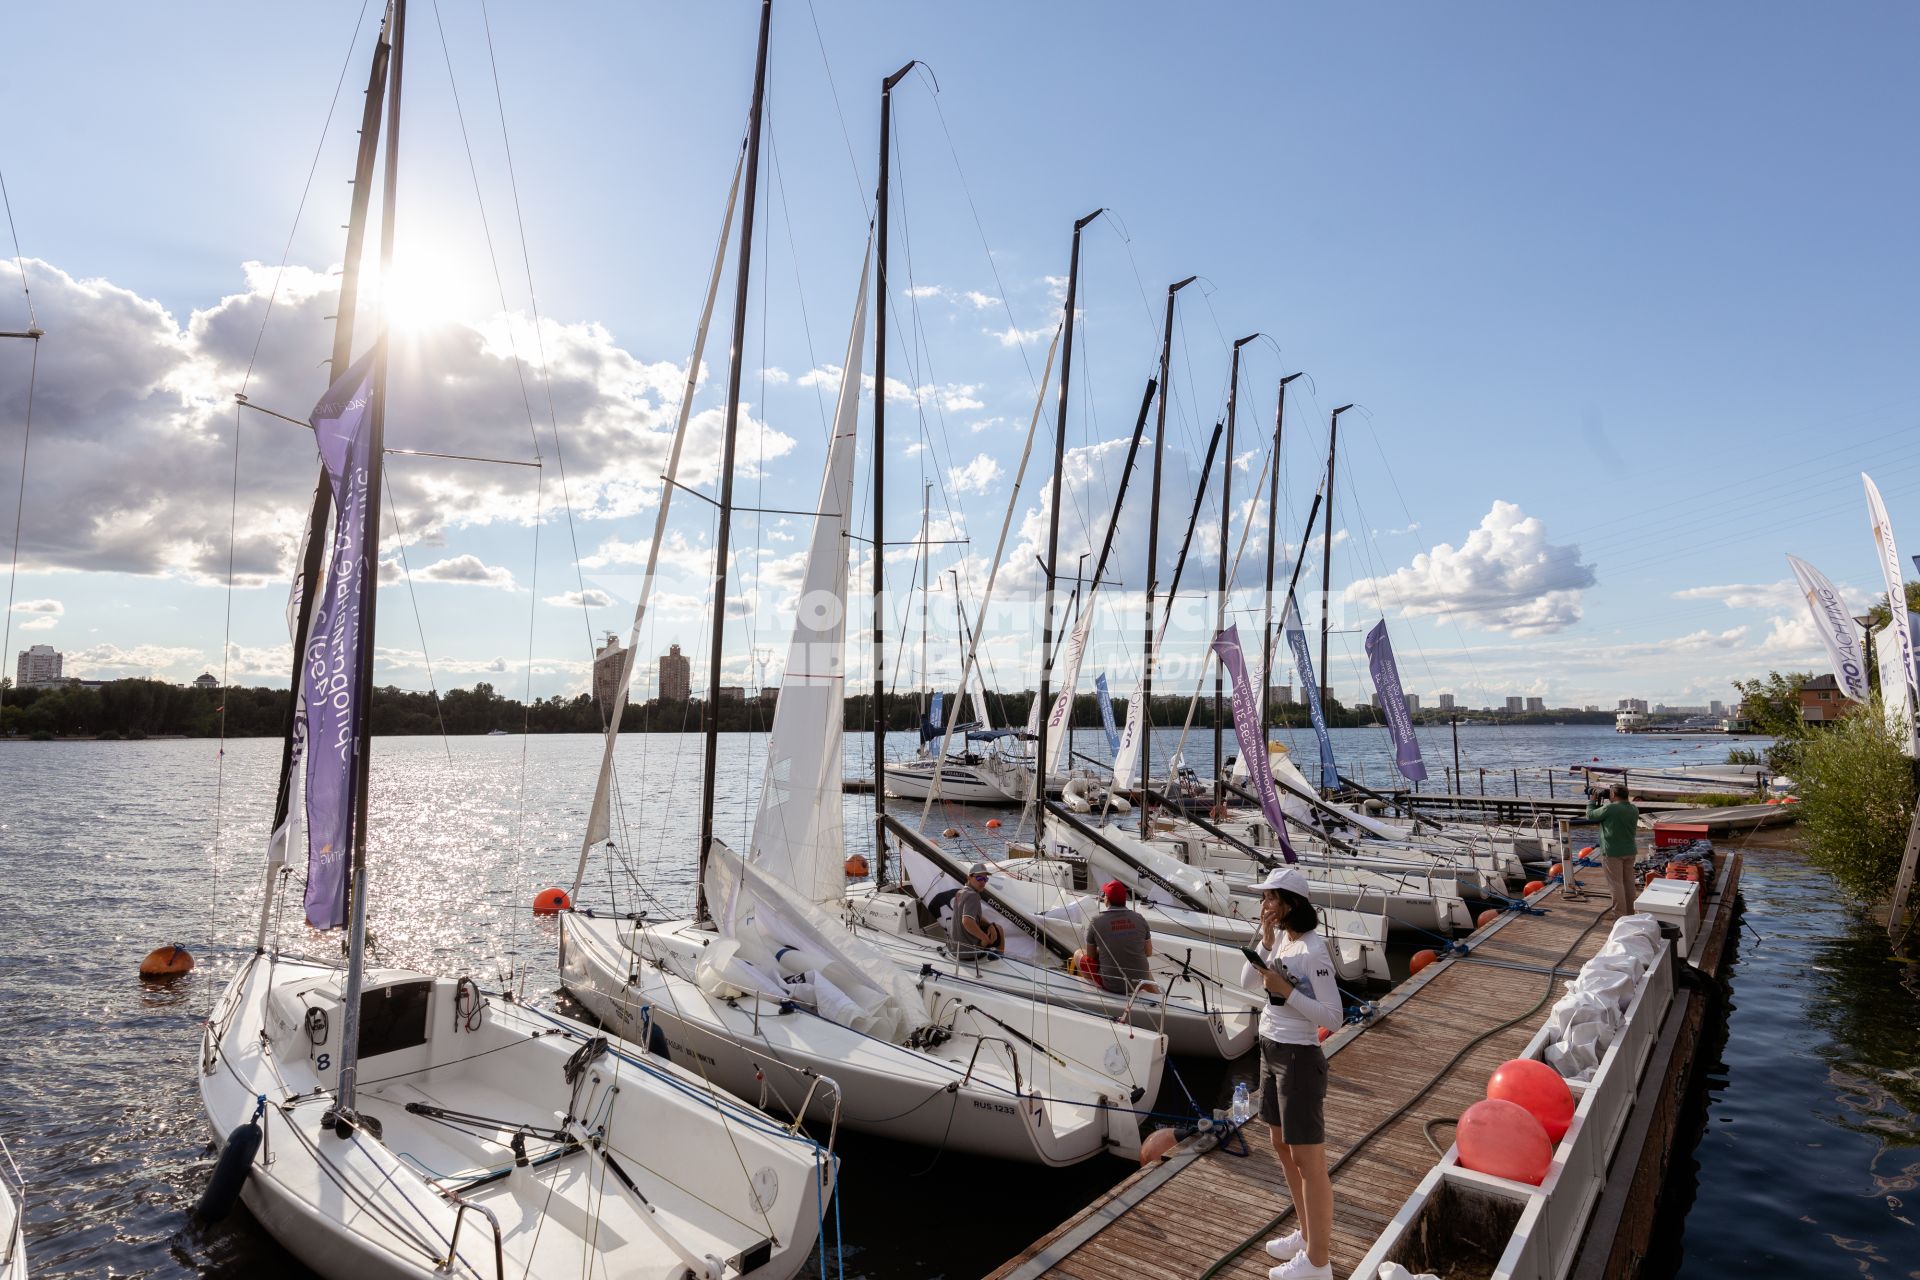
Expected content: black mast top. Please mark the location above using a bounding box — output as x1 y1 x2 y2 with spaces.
1139 275 1195 812
1318 403 1354 712
1215 333 1258 811
696 0 773 920
870 58 917 886
1032 209 1103 823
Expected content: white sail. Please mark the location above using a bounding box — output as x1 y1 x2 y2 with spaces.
1041 599 1097 775
749 241 869 903
706 838 921 1042
572 150 745 893
1865 474 1920 756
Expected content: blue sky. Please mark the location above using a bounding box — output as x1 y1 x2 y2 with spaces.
3 1 1917 711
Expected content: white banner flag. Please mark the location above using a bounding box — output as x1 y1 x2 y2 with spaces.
1785 553 1870 702
1864 473 1920 756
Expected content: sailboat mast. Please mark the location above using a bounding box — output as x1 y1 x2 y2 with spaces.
1035 209 1102 817
333 0 406 1132
1140 275 1195 807
1318 403 1353 711
1215 335 1256 810
1260 373 1300 741
254 12 392 954
919 481 929 720
871 60 915 882
695 0 773 921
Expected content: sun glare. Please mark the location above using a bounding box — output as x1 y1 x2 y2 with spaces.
373 245 472 335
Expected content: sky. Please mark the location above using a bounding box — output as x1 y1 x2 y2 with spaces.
3 0 1918 714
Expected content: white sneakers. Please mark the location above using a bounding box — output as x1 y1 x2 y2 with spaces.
1265 1230 1305 1260
1268 1250 1333 1280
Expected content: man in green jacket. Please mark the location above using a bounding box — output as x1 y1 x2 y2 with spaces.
1585 783 1642 916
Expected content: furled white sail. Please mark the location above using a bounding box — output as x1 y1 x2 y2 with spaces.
572 150 745 895
705 838 921 1042
748 243 869 903
1040 600 1098 776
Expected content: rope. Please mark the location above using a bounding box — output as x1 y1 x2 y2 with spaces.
1195 895 1615 1278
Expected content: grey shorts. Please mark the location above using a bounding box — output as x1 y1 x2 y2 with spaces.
1258 1038 1328 1145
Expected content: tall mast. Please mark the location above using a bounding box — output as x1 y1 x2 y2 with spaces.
1319 402 1354 711
256 12 393 952
919 480 930 721
1260 372 1302 741
1140 275 1195 808
1035 209 1103 819
1215 334 1257 811
871 59 917 884
695 0 772 920
332 0 406 1134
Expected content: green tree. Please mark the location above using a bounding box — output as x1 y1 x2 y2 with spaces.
1793 698 1917 902
1732 670 1813 775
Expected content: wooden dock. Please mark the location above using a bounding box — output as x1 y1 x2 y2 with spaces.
989 851 1744 1280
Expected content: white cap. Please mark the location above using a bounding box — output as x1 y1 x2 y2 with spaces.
1251 865 1310 897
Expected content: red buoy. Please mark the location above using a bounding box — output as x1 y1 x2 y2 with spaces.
1523 880 1546 897
1457 1098 1553 1185
1410 949 1439 976
139 945 195 980
1476 908 1501 930
532 887 571 916
985 818 1002 829
1139 1127 1179 1165
1487 1058 1575 1144
1578 846 1595 857
1317 1025 1332 1043
844 853 870 877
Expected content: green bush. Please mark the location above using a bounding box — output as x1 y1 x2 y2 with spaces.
1725 746 1762 765
1794 698 1918 902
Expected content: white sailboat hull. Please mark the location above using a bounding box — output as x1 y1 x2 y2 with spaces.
883 755 1030 804
560 913 1164 1166
201 954 830 1280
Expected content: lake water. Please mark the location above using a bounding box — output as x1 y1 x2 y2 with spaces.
0 724 1913 1277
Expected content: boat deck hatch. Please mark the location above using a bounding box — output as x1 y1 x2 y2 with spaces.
359 980 431 1058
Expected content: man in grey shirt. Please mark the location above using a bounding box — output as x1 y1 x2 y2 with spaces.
1075 881 1158 994
949 863 1005 958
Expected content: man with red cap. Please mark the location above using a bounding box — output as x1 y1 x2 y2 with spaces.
1074 880 1158 995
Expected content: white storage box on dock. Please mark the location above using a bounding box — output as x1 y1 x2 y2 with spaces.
1634 879 1701 958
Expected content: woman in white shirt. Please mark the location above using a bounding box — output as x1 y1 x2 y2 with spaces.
1237 866 1342 1280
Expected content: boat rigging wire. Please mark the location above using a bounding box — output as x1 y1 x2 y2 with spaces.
380 470 454 758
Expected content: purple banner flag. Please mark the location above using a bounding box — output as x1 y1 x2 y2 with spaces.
1365 619 1428 784
1283 593 1339 791
1211 624 1296 863
301 348 379 930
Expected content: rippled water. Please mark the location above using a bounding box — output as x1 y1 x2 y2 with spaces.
2 724 1911 1277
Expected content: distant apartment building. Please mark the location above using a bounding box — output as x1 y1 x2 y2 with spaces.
1525 697 1545 713
1436 693 1455 711
1369 691 1383 710
1710 700 1727 717
1405 694 1421 712
1268 684 1295 706
592 633 628 716
717 686 747 704
658 643 691 702
1618 698 1648 714
15 644 61 687
1505 696 1523 712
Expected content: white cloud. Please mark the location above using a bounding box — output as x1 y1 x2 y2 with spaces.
1345 501 1596 636
962 290 1000 310
66 642 203 679
11 598 61 631
969 416 1005 434
382 554 518 589
759 366 790 385
903 284 944 299
1673 580 1805 612
988 324 1052 348
546 588 613 608
949 453 1004 496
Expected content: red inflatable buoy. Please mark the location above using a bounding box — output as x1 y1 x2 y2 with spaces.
844 853 870 877
985 818 1002 829
1578 846 1595 857
1487 1059 1575 1144
1456 1098 1553 1185
1410 949 1438 976
532 887 571 916
139 945 195 980
1139 1127 1179 1165
1476 908 1500 930
1317 1025 1332 1043
1523 880 1545 897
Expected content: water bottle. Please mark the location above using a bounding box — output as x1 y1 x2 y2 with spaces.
1231 1082 1251 1126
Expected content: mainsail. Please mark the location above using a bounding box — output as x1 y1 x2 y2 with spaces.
744 244 869 903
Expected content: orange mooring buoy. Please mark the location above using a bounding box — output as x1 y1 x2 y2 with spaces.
1410 949 1438 975
1523 880 1546 897
1139 1127 1179 1165
844 853 870 877
532 887 572 916
139 944 195 980
1476 908 1500 930
985 818 1002 829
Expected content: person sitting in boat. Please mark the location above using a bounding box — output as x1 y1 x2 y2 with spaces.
949 863 1006 958
1074 880 1159 995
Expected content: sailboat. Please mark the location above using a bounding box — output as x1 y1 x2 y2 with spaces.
0 1140 21 1280
561 58 1165 1164
197 7 834 1277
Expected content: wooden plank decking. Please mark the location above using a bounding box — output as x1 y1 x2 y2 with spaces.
990 853 1744 1280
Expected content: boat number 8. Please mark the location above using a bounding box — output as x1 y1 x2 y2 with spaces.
316 1053 331 1071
